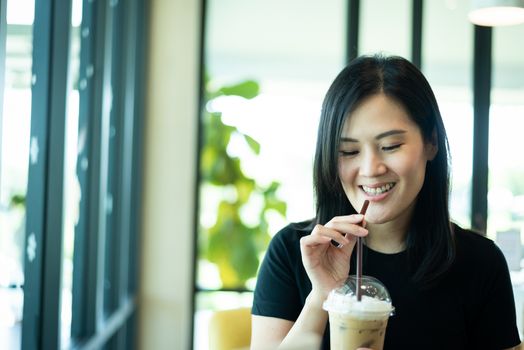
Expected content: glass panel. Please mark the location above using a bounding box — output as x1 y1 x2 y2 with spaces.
0 0 34 348
490 23 524 338
422 0 473 228
359 0 411 57
60 0 82 347
199 0 345 291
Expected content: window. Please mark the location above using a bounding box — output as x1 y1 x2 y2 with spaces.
195 0 345 348
0 0 34 348
0 0 146 349
489 24 524 240
359 0 411 57
195 0 524 346
490 23 524 337
422 0 474 228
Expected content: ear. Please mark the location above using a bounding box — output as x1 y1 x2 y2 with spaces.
425 128 438 161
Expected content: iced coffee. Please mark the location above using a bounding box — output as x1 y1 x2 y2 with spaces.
323 275 394 350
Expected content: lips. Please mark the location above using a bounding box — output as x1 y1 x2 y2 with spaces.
360 182 396 196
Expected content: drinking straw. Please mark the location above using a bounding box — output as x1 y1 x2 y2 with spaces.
356 200 370 302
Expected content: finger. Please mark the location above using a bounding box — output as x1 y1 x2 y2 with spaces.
310 224 352 247
325 220 368 238
316 219 367 249
330 214 366 225
334 232 362 256
300 232 332 247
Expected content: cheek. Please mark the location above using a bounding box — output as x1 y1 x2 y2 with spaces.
338 160 355 183
395 153 427 186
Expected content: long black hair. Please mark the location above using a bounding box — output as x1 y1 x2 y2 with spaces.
312 54 455 287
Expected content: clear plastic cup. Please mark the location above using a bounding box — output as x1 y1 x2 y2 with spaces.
323 275 395 350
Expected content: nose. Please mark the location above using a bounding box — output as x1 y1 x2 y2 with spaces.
359 149 387 177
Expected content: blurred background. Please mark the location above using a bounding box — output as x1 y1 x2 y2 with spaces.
0 0 523 349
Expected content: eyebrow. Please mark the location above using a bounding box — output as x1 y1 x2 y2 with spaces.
340 129 407 142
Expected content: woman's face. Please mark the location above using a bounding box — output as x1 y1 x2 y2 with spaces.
338 93 436 225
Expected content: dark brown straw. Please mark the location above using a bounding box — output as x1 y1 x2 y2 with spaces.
356 200 370 302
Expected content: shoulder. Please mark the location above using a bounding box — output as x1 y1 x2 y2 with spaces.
451 226 520 349
253 220 313 320
453 223 497 251
261 219 313 266
269 219 313 250
452 223 506 270
454 224 491 245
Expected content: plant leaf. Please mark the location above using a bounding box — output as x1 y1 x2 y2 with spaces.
243 134 260 155
218 80 260 99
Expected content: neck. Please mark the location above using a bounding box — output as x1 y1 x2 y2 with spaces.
365 222 407 253
365 204 413 254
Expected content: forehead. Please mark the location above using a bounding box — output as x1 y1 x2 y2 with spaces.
342 94 419 135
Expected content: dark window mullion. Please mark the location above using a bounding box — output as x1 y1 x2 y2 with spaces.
191 0 207 347
72 0 110 340
41 2 72 347
128 0 148 298
411 0 423 68
72 0 97 339
72 0 106 343
471 25 492 234
21 0 53 347
346 0 360 63
103 0 122 316
77 0 111 338
94 0 114 331
116 0 139 306
22 0 72 349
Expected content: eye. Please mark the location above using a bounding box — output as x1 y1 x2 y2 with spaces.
339 150 359 157
382 144 403 152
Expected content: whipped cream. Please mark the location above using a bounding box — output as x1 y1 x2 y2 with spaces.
323 291 393 318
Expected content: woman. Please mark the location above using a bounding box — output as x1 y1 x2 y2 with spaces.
250 55 520 349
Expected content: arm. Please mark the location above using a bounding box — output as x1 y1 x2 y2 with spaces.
251 315 293 349
251 215 368 348
251 292 327 349
278 291 328 348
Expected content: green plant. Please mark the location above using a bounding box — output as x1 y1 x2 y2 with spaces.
9 194 25 208
199 78 287 289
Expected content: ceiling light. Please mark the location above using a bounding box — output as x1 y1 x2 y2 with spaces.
468 0 524 26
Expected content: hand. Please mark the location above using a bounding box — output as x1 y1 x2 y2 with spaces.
300 214 368 300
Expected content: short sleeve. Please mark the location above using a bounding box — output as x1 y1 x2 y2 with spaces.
252 228 303 321
474 242 521 349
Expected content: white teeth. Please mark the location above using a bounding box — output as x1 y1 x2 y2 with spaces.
362 183 395 195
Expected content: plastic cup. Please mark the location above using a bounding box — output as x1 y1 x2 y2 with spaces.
323 275 394 350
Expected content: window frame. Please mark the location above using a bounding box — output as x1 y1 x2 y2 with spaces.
19 0 147 349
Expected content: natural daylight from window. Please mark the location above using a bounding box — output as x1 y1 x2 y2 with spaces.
0 0 83 348
193 1 524 348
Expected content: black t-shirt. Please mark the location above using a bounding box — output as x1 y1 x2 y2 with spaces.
252 222 521 349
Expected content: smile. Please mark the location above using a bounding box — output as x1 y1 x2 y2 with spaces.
361 183 396 195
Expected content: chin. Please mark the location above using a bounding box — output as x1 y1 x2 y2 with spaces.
364 215 389 225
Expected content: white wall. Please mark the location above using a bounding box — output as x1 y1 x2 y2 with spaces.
138 0 201 349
